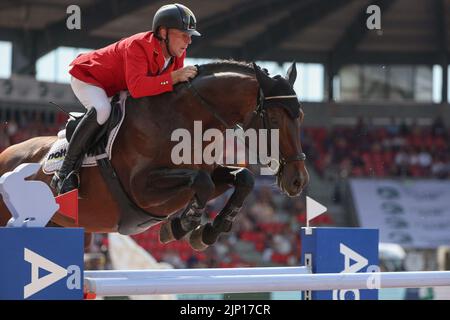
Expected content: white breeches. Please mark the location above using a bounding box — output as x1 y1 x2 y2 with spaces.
70 77 111 125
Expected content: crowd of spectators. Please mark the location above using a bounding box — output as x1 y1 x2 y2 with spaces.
302 117 450 180
0 109 64 153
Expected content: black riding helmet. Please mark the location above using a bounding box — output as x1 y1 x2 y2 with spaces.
152 3 201 37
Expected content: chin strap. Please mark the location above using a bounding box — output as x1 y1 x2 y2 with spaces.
164 33 176 58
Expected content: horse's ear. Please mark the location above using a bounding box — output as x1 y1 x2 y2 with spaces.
286 61 297 86
252 62 273 93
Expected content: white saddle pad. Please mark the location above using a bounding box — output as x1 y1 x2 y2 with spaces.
42 91 128 175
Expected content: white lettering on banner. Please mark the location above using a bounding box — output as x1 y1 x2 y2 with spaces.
366 265 381 289
23 248 82 299
24 248 68 299
341 243 369 273
332 244 368 300
66 265 82 290
350 179 450 248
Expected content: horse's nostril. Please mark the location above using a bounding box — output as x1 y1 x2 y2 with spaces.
293 178 301 187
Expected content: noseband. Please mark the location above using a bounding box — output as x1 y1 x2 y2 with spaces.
185 81 307 169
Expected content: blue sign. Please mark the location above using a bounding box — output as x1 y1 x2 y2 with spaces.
0 227 84 300
300 227 379 300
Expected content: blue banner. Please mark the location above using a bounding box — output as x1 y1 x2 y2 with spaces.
0 227 84 300
301 227 379 300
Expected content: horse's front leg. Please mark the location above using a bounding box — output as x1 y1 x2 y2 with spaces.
134 168 216 244
189 166 254 251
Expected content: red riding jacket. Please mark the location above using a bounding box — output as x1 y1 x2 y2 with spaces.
69 31 185 98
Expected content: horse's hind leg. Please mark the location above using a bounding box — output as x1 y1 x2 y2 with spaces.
189 166 254 251
144 169 215 244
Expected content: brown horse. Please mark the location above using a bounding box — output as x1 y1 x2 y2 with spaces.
0 61 309 251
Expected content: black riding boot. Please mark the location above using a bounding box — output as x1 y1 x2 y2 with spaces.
51 108 101 195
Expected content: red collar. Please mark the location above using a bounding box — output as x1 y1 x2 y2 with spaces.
150 32 166 68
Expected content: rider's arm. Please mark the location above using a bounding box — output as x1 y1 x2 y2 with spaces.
124 40 176 99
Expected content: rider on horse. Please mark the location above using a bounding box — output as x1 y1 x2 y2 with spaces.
51 3 200 195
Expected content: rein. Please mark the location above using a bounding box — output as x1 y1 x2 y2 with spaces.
186 80 231 129
185 79 306 169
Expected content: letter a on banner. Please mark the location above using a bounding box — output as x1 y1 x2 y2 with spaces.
24 248 68 299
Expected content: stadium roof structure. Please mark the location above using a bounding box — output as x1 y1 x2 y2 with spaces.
0 0 449 101
1 0 449 64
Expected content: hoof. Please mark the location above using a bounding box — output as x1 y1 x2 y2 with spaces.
189 224 210 251
159 220 176 244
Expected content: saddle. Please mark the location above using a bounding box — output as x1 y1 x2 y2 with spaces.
43 93 126 173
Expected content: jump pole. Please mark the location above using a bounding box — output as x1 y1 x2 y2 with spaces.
85 266 309 279
84 271 450 296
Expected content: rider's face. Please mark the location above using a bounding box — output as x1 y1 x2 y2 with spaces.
167 29 192 57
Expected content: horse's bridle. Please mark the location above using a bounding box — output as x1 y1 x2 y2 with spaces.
254 88 306 166
185 81 307 170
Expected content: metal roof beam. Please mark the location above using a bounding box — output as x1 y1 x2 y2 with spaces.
189 0 297 55
435 0 448 55
238 0 349 61
186 46 445 65
35 0 156 58
0 27 21 42
4 0 154 76
11 30 38 75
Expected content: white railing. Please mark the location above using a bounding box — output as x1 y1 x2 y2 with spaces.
84 269 450 296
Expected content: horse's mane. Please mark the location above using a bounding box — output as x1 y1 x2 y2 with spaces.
197 60 256 77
